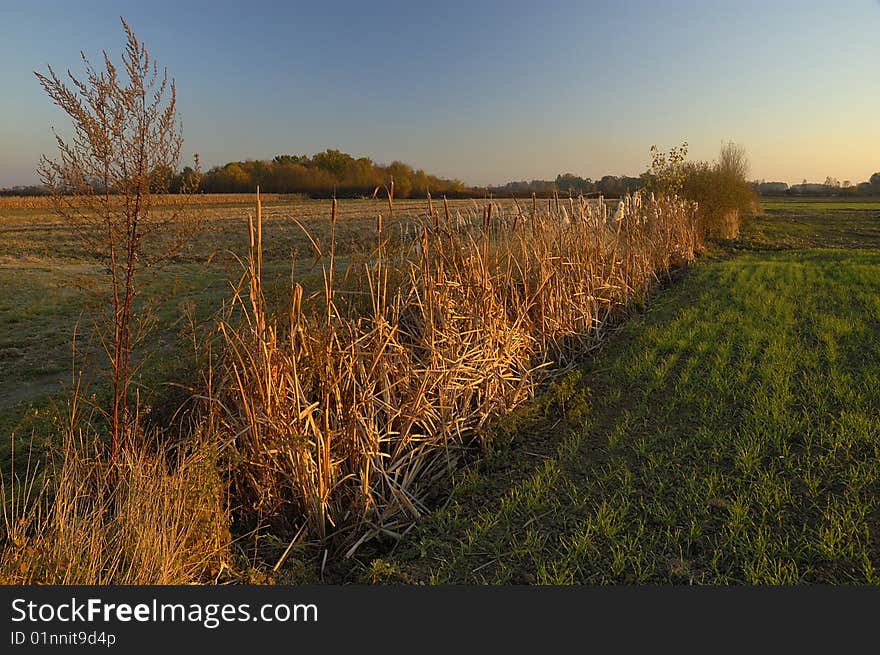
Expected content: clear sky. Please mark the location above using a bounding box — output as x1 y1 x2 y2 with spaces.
1 0 878 187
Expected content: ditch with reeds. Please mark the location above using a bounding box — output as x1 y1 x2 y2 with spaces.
212 190 701 559
1 190 703 582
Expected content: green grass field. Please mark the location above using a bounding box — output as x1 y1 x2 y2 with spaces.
368 207 880 584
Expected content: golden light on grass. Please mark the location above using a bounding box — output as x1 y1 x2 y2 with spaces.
210 190 701 555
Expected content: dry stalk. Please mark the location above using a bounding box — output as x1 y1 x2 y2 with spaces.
209 191 701 556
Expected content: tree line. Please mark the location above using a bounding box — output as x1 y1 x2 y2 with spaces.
6 145 878 200
754 173 880 197
489 173 644 198
194 150 469 198
194 151 645 199
1 149 661 199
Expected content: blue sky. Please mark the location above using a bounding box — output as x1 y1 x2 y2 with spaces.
1 0 879 186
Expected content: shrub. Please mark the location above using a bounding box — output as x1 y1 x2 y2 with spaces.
35 18 200 458
681 142 757 239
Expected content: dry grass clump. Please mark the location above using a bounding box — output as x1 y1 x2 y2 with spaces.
0 408 231 584
210 190 701 554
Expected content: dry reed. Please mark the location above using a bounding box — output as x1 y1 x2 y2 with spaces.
210 190 701 555
0 402 230 584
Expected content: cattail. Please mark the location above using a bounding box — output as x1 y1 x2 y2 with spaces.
207 191 702 558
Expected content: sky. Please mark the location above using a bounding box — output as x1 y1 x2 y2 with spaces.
1 0 879 187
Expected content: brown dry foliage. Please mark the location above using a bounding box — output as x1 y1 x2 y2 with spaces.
209 190 701 555
1 413 230 584
34 18 202 458
1 189 702 581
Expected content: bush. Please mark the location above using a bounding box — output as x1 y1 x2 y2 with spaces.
681 143 757 239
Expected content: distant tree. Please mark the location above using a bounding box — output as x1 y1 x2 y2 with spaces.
170 160 201 193
199 151 469 197
312 149 356 178
150 164 175 193
645 142 689 197
273 154 309 166
352 157 378 187
219 163 252 192
555 173 595 195
387 162 413 198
